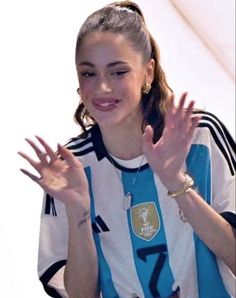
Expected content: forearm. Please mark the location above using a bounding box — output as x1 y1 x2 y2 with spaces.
64 205 99 298
174 188 236 275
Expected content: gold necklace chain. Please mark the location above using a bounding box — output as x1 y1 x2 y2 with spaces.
108 154 145 210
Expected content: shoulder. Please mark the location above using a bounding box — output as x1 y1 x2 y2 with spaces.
193 110 235 148
64 126 95 157
194 110 234 141
62 124 107 166
192 110 235 175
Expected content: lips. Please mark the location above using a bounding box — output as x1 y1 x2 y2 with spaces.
92 98 121 111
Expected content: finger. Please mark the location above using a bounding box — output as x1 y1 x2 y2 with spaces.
184 100 195 118
57 144 82 167
25 138 48 163
165 94 175 127
175 92 188 120
177 92 188 111
18 151 41 171
181 100 195 128
189 115 201 134
20 168 40 183
185 116 201 141
142 125 154 153
35 136 57 161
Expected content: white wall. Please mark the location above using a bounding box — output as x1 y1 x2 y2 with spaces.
0 1 234 297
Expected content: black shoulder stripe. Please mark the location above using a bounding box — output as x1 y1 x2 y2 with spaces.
198 122 234 175
196 113 235 176
201 115 235 157
195 111 236 152
66 137 92 150
63 133 94 157
72 146 95 156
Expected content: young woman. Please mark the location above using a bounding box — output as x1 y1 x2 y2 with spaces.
19 1 235 298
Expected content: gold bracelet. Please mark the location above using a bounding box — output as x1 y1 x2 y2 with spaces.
167 173 194 198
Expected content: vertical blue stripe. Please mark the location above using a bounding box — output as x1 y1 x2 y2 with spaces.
122 168 175 298
186 145 230 298
84 167 119 298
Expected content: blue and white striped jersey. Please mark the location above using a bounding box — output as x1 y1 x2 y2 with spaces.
38 111 236 298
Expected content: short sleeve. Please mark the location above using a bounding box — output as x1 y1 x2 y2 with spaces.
38 193 69 297
204 113 235 218
195 111 236 221
194 112 236 296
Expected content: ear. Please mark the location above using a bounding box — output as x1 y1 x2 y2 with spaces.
144 58 155 84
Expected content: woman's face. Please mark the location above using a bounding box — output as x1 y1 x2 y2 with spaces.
76 31 154 129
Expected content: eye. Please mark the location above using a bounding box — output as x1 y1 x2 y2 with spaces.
112 70 128 76
81 72 96 77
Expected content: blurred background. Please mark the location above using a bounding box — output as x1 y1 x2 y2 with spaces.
0 0 234 296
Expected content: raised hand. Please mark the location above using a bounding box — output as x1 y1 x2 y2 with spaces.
142 93 201 190
18 136 89 209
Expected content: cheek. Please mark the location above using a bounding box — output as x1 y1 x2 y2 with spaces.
119 78 141 94
79 79 94 94
124 74 143 95
124 82 142 103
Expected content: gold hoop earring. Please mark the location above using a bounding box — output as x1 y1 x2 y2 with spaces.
142 82 151 95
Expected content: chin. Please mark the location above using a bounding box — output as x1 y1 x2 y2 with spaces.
94 115 125 128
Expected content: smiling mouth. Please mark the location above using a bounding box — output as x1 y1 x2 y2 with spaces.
92 99 121 111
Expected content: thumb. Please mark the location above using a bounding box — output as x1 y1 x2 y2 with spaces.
142 125 154 154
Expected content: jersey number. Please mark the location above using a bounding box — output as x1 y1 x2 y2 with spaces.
137 244 167 297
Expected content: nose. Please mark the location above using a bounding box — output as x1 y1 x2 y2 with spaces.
96 76 112 94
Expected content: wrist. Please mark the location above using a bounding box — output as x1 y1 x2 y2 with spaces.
162 172 186 192
167 173 194 198
64 191 90 212
66 202 91 226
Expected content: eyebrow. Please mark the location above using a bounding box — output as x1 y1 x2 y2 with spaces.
78 61 129 68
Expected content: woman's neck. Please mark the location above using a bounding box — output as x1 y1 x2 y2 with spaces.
99 122 144 160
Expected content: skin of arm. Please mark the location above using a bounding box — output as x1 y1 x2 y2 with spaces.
165 174 236 275
64 204 100 298
143 93 236 275
18 139 100 297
